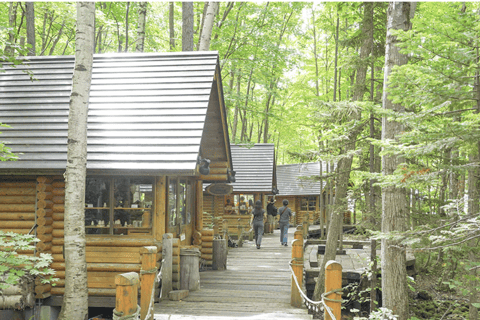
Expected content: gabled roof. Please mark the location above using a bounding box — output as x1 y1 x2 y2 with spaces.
229 143 276 193
276 162 332 196
0 51 232 175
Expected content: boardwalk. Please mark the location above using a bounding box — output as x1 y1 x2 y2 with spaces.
154 227 312 320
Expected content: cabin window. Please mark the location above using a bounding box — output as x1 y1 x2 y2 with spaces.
167 178 195 235
233 194 254 215
301 196 316 211
85 177 154 235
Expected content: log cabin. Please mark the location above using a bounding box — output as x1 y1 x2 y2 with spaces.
0 51 233 307
203 143 277 237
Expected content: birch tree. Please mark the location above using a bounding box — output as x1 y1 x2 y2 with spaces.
198 2 218 51
136 2 147 52
381 2 415 319
58 2 94 319
182 2 194 51
26 2 35 56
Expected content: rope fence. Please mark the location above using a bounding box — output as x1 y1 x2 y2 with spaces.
289 259 343 320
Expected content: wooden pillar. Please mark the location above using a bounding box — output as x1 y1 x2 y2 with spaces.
294 225 303 242
155 177 166 242
237 218 243 247
324 260 342 320
196 180 203 232
161 233 173 300
291 239 303 307
114 272 140 318
140 246 157 320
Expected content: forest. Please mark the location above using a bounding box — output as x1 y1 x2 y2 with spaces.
1 2 480 320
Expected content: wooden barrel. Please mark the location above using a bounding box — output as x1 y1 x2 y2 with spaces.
180 248 201 291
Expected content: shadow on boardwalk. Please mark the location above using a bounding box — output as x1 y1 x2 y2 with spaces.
154 227 312 320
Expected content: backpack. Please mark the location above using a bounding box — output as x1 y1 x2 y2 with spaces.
272 206 278 217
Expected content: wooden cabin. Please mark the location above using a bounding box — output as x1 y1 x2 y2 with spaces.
203 144 277 237
0 51 233 307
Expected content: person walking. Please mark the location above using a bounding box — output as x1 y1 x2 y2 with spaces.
251 200 266 249
266 197 277 234
278 199 292 246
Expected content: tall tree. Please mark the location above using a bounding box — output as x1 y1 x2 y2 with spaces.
182 2 194 51
26 2 35 56
136 2 147 52
381 2 415 319
169 2 175 50
198 2 219 51
57 2 94 319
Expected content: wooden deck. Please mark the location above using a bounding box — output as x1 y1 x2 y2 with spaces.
154 227 312 320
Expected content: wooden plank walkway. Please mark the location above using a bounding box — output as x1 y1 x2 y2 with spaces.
154 227 312 320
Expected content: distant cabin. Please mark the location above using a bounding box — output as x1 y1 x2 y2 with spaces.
277 162 333 226
0 51 232 307
203 144 277 236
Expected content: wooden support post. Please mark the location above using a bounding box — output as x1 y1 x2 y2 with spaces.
303 214 309 239
339 216 344 252
324 260 342 320
140 246 157 320
370 239 377 313
212 239 227 270
294 225 303 243
237 218 243 247
291 239 304 307
114 272 140 318
161 233 173 300
222 219 228 241
320 210 324 239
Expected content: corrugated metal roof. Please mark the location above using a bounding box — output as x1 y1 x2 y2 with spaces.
229 144 276 193
276 162 334 196
0 51 228 174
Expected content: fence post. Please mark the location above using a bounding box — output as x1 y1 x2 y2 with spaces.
161 233 173 300
237 218 243 247
291 239 304 307
324 260 342 320
294 225 303 242
114 272 140 318
140 246 157 320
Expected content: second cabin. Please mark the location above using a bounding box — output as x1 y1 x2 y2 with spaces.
203 143 277 237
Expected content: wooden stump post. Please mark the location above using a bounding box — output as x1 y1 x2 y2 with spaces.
212 238 227 270
294 225 303 242
324 260 342 320
222 219 228 241
291 239 304 308
140 246 157 320
161 233 173 300
237 218 243 247
114 272 140 318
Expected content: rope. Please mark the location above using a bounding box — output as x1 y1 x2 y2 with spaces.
288 259 343 320
112 305 141 320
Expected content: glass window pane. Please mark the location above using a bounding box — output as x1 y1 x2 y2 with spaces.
85 177 110 235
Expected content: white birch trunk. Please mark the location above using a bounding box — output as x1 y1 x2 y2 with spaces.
26 2 35 56
182 2 194 51
198 2 219 51
381 3 414 319
58 3 94 319
136 2 147 52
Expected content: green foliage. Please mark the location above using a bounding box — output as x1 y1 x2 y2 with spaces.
0 231 58 291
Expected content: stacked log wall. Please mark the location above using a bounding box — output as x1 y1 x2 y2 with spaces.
49 177 162 297
201 229 213 266
0 179 36 235
172 238 180 290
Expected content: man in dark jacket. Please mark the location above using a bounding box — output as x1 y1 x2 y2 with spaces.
278 199 292 246
266 198 277 234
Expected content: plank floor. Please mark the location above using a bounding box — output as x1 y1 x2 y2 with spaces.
154 227 312 320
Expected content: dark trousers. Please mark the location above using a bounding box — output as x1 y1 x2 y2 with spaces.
253 221 264 246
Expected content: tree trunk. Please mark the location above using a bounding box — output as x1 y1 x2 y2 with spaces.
124 2 130 52
182 2 194 51
333 12 339 102
380 3 414 319
57 2 94 320
136 2 147 52
26 2 35 56
5 2 18 56
198 2 219 51
312 122 364 300
169 2 175 50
